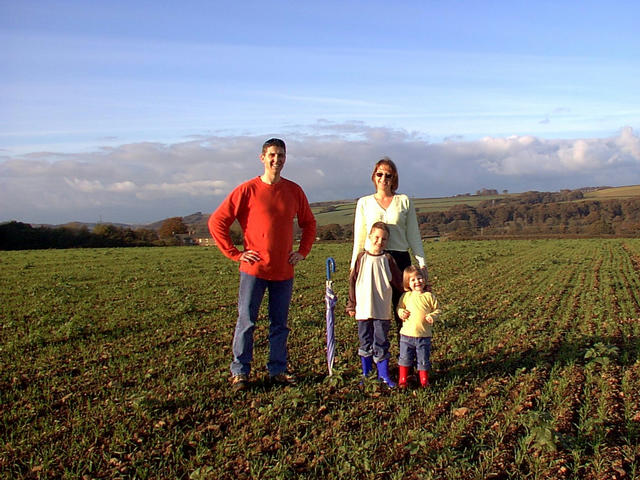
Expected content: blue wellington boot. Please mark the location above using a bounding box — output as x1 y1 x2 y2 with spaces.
361 356 373 378
376 359 396 388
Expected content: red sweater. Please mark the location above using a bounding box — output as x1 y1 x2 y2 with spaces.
209 176 317 281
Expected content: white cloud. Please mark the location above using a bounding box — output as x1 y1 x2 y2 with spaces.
110 181 137 192
616 126 640 158
64 177 105 193
136 180 228 200
1 124 639 224
476 129 640 175
63 178 227 198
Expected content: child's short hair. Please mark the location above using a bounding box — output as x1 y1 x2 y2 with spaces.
403 265 423 291
370 221 390 235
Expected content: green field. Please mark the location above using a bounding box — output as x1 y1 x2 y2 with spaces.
311 185 640 227
311 196 511 227
585 185 640 200
311 195 511 227
2 240 640 479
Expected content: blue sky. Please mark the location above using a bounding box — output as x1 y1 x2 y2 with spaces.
1 1 639 224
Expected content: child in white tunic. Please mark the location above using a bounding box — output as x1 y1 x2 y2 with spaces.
347 222 403 387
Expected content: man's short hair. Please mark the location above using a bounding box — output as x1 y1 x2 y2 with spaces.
262 138 286 154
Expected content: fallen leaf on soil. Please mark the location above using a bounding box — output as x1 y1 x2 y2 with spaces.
453 407 469 417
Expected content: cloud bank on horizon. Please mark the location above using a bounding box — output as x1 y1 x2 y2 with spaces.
1 123 639 225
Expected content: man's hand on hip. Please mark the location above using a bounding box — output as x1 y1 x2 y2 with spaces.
239 250 261 264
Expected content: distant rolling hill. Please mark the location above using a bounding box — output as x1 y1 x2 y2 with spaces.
584 185 640 200
41 184 640 233
309 185 640 227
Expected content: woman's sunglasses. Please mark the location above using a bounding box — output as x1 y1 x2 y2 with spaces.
376 172 393 179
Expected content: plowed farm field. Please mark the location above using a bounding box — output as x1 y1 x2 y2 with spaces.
2 239 639 479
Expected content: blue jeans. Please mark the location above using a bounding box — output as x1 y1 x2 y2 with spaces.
358 319 391 363
398 335 432 371
231 272 293 377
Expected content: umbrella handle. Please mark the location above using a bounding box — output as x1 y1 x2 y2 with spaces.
326 257 336 281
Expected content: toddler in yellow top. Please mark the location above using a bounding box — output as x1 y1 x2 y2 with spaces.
397 265 440 388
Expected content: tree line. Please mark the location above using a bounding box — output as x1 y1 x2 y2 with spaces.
417 191 640 238
4 191 639 249
0 215 199 250
315 190 640 240
0 222 161 250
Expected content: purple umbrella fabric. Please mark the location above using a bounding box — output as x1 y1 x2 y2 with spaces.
325 258 336 375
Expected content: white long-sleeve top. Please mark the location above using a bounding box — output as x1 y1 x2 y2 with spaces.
346 251 404 320
350 194 426 270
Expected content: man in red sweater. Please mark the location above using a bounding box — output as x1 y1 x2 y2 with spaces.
209 138 316 391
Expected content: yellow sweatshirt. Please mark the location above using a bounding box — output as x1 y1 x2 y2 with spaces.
398 290 440 338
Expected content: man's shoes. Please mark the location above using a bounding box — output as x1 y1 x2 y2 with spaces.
270 371 297 386
231 374 248 392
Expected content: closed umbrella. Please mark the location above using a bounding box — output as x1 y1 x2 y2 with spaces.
325 257 337 376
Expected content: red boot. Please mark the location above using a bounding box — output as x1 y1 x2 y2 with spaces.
398 365 411 388
419 370 429 387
